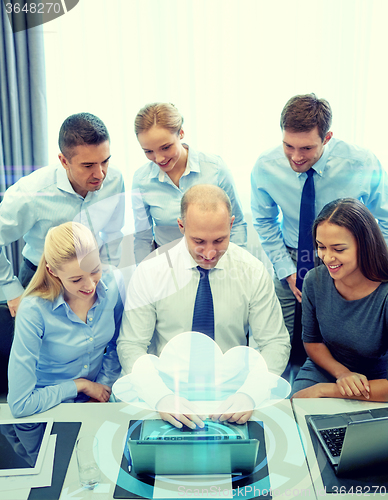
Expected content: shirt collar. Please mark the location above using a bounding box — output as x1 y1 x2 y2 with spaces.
148 162 162 180
56 164 104 200
186 146 201 173
56 164 78 195
51 278 108 311
296 141 331 178
312 141 330 176
147 144 197 182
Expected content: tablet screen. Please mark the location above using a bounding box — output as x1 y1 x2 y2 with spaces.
0 419 53 476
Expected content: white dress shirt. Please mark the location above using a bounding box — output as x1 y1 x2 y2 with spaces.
117 238 290 376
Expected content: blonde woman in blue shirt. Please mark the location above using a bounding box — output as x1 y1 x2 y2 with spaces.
8 222 123 417
132 102 247 263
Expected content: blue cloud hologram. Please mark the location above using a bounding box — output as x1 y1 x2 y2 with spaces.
113 332 290 412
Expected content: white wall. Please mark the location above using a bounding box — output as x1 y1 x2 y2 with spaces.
44 0 388 218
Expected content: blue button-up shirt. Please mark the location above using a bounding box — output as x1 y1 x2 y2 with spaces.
0 164 125 301
251 138 388 280
7 271 123 417
132 145 247 263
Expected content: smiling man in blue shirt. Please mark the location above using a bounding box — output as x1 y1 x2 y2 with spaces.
251 94 388 338
0 113 125 317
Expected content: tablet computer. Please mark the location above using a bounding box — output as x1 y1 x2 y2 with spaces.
0 419 53 476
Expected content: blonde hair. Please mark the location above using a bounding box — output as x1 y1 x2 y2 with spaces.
134 103 183 136
24 222 99 301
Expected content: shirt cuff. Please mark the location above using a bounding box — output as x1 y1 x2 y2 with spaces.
60 380 78 401
273 259 296 281
0 278 25 302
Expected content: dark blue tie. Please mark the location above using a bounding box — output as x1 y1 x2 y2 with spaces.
189 268 215 399
296 169 315 291
192 266 214 339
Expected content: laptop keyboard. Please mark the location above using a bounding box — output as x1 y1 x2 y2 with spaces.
145 435 243 440
319 427 346 457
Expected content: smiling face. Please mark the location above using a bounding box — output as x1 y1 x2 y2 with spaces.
137 126 188 175
282 126 332 173
316 221 363 285
177 203 234 269
48 252 102 304
59 140 111 198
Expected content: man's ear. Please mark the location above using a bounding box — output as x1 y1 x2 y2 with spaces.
46 265 58 277
179 129 184 140
58 153 69 170
323 131 333 146
177 218 185 235
230 215 235 230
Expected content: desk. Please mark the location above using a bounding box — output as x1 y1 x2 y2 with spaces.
292 398 388 499
0 401 313 500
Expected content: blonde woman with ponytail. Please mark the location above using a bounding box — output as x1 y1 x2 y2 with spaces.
132 102 247 263
8 222 123 417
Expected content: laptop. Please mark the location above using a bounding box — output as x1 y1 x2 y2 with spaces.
308 407 388 476
127 419 260 475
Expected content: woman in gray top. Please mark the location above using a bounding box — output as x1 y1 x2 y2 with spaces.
292 198 388 401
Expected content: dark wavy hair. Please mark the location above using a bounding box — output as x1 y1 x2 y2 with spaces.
313 198 388 282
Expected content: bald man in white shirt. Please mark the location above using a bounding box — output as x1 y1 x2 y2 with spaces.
117 184 290 427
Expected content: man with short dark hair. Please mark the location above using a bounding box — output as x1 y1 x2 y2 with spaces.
251 93 388 338
0 112 125 316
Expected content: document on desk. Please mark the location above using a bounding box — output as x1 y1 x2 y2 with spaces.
1 488 30 500
153 474 233 499
0 434 56 493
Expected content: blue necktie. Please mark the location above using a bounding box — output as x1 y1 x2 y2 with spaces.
296 169 315 291
189 268 215 399
192 266 214 339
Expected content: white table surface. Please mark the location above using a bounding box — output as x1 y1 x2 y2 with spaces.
292 398 388 499
0 400 314 500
